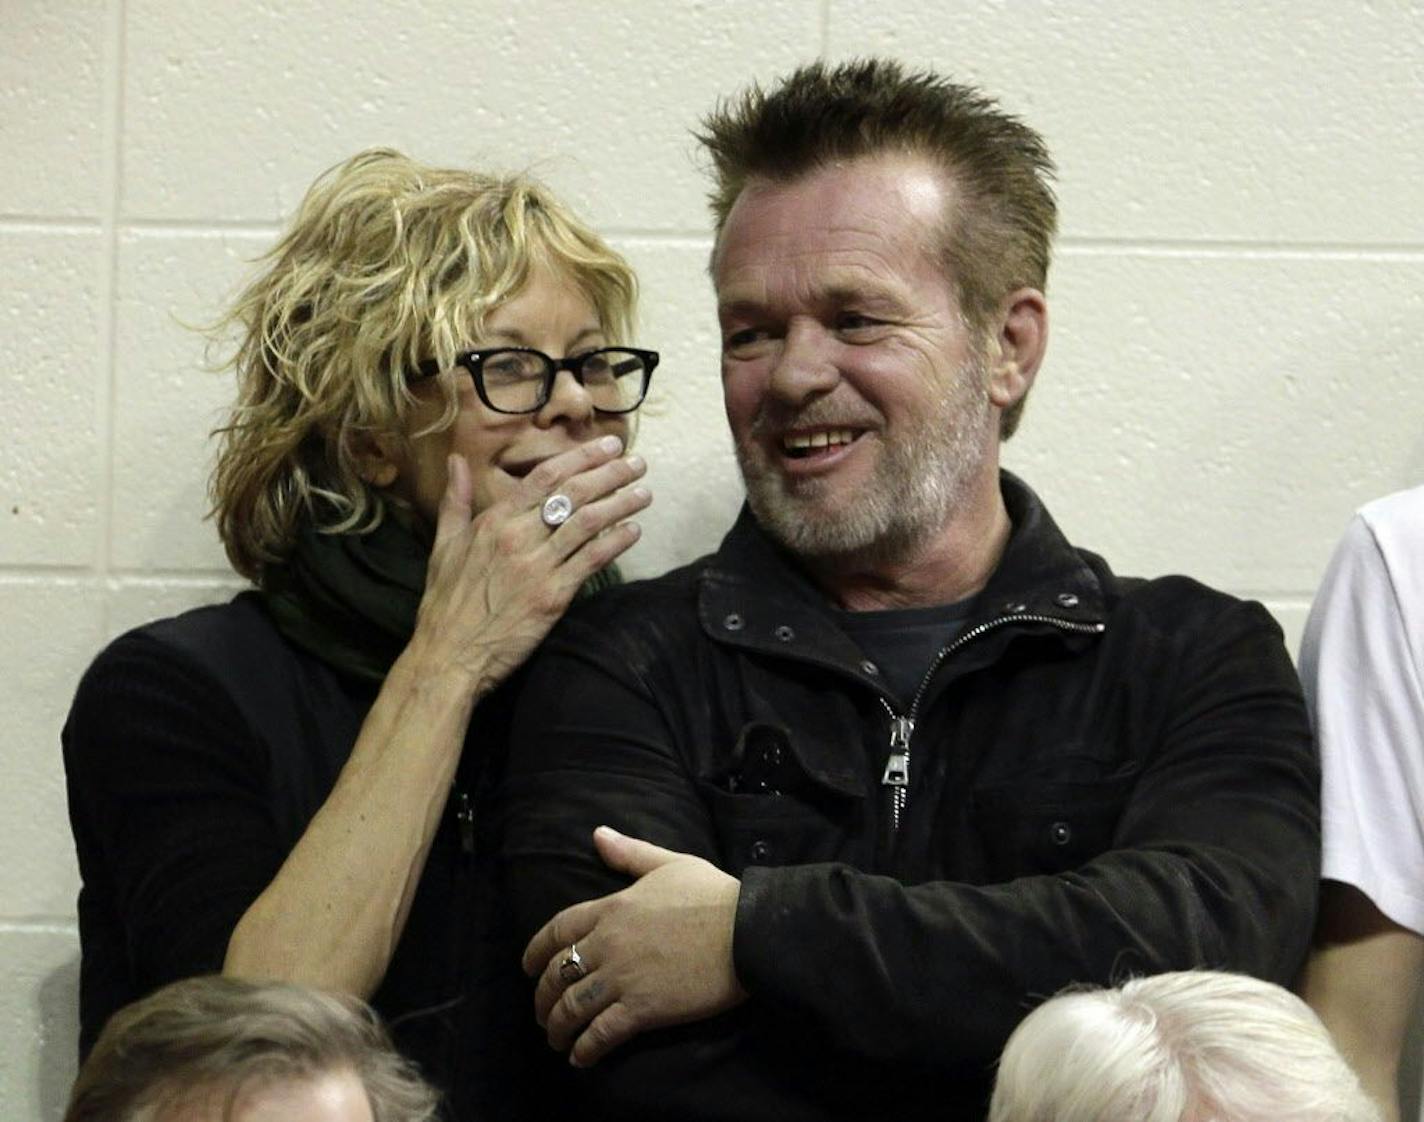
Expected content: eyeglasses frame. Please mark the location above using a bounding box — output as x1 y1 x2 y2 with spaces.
409 346 659 416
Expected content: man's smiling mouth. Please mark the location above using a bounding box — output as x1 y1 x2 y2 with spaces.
781 427 862 459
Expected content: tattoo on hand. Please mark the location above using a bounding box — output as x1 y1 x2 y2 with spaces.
579 979 605 1008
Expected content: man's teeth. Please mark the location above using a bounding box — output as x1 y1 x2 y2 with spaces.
783 428 856 452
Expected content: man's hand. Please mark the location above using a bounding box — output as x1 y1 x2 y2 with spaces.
522 826 748 1067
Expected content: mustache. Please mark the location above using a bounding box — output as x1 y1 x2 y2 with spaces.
748 399 882 439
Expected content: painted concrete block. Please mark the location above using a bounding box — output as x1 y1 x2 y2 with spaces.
0 1 105 218
0 925 79 1122
1002 250 1424 593
120 0 821 231
827 3 1424 244
0 580 102 916
105 579 247 642
612 238 744 578
0 231 103 566
109 230 270 574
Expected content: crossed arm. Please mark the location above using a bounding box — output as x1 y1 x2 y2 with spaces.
504 597 1320 1102
523 826 746 1068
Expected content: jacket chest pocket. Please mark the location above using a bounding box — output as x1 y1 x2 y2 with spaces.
700 721 864 875
971 771 1138 879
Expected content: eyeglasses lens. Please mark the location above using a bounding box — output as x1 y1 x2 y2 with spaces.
583 350 649 413
480 351 550 413
476 348 650 414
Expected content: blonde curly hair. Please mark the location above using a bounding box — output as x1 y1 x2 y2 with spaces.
208 147 638 582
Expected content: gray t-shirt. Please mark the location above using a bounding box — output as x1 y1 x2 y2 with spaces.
837 596 977 711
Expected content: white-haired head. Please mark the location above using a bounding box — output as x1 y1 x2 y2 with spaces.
988 971 1380 1122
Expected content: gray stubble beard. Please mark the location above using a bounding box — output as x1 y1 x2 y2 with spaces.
736 354 994 568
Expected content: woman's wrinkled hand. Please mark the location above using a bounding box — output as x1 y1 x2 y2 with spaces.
410 434 650 695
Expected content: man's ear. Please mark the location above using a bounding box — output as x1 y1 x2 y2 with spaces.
986 288 1048 411
350 431 403 488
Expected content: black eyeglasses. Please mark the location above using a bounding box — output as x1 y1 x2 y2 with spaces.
410 347 659 415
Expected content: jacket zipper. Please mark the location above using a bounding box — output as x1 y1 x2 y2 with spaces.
455 789 475 856
876 613 1107 837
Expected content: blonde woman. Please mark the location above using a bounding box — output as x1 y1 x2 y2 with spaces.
62 148 656 1118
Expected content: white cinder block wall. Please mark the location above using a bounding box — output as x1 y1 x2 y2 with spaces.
3 2 1422 1116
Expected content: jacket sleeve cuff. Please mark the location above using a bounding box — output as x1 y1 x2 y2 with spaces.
733 863 812 1005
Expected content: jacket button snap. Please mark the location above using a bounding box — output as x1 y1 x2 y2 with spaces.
1049 821 1072 846
748 840 773 863
1056 592 1080 608
723 613 744 631
861 660 880 676
774 625 795 642
1003 601 1027 613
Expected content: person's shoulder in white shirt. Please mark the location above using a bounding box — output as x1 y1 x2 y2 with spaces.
1300 484 1424 1122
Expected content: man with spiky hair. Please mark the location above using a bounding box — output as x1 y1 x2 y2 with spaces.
506 60 1318 1120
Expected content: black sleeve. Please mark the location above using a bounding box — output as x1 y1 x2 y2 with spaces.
735 604 1319 1063
501 600 1319 1118
63 631 289 1046
502 620 844 1122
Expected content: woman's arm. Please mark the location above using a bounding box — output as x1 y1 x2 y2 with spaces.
223 438 649 995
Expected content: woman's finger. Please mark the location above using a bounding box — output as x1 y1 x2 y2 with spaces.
546 452 647 511
432 453 473 551
520 450 645 539
545 484 652 566
519 433 625 504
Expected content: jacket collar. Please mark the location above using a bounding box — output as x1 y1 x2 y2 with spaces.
697 471 1107 677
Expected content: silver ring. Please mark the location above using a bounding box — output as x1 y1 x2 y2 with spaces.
558 943 587 985
541 493 574 528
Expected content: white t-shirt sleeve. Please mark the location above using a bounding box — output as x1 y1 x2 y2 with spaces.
1301 493 1424 936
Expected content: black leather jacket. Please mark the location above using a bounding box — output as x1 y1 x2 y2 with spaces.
501 474 1319 1121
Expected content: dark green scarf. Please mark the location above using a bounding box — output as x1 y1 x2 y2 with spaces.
262 512 620 685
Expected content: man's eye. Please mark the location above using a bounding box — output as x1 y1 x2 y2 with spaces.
723 328 769 354
837 313 882 332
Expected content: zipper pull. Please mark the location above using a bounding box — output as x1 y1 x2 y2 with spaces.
881 716 914 787
456 791 475 854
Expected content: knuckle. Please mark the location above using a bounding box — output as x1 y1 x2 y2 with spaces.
493 522 523 556
565 504 600 534
557 988 583 1024
469 504 501 533
578 978 606 1008
583 537 626 569
526 459 561 492
530 587 567 617
584 1018 614 1052
595 1004 635 1046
